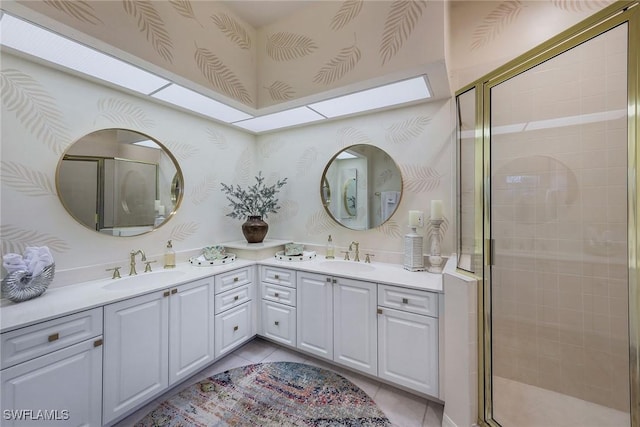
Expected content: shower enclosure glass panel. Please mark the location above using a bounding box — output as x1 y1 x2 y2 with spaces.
457 87 481 274
490 24 630 427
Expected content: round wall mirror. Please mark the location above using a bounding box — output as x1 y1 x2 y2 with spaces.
56 129 183 237
321 144 402 230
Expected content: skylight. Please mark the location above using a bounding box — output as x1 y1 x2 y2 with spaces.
308 76 431 118
152 84 252 123
233 107 325 133
1 12 434 134
0 13 169 95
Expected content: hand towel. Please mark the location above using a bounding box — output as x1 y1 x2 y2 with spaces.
380 191 400 221
3 253 27 274
23 246 54 277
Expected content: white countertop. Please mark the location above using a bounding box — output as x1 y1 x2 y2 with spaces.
0 259 255 333
0 257 442 334
259 256 443 292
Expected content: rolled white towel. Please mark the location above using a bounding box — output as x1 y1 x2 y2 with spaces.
3 253 27 274
23 246 54 277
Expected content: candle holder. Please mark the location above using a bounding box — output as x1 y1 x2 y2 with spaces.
403 226 425 272
428 219 444 273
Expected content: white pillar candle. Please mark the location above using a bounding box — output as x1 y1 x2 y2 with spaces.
430 200 443 220
408 210 422 227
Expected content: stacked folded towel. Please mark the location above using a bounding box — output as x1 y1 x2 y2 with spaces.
3 246 53 276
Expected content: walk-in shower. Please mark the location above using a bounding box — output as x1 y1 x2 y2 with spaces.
456 2 639 426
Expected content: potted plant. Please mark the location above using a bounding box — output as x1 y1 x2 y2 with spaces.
220 172 288 243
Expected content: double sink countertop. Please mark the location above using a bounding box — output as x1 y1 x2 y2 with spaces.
0 256 443 334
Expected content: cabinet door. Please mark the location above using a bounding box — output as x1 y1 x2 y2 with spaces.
378 307 439 396
1 339 102 427
214 302 252 358
334 278 377 376
296 272 333 360
103 291 169 425
169 278 215 386
261 300 296 347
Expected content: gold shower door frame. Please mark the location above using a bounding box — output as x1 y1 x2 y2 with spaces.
455 2 640 426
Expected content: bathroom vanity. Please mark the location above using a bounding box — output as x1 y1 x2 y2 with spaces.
0 256 442 426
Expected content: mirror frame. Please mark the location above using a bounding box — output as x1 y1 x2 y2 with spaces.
55 128 184 237
320 144 403 230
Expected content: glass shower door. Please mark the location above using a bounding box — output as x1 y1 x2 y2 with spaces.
489 23 630 427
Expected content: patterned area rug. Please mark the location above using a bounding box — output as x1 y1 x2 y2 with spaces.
135 361 391 426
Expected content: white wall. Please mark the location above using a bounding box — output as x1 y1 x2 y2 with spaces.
257 100 455 261
1 52 256 285
1 52 454 285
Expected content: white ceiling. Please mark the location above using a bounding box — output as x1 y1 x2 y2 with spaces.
220 0 320 28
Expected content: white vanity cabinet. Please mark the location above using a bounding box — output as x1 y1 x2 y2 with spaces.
377 284 439 397
103 276 214 425
259 266 296 347
333 277 377 376
0 308 103 427
296 271 377 376
214 266 255 358
168 278 215 385
296 271 333 360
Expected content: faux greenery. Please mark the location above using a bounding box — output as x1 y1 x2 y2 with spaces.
221 172 288 220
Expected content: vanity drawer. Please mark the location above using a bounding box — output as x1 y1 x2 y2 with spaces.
378 285 438 318
215 266 253 294
260 266 296 288
215 284 252 314
261 282 296 306
1 308 103 370
215 302 252 358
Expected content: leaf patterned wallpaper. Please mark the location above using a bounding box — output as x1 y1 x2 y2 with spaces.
17 0 258 107
1 1 616 283
257 0 441 108
1 52 256 279
1 50 452 279
449 0 614 88
255 100 453 258
15 0 444 110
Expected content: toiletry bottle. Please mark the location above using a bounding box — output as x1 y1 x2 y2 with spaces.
164 240 176 269
326 235 335 259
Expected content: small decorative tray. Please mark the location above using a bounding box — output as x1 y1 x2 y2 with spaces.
189 253 236 266
275 250 316 262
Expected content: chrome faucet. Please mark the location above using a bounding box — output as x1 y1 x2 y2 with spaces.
129 249 146 275
349 241 360 262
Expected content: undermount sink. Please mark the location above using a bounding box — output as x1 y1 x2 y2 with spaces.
318 260 375 273
102 269 186 290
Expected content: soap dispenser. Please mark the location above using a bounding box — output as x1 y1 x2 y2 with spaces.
325 234 335 259
164 240 176 269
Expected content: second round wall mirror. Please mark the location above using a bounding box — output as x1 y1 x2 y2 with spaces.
321 144 402 230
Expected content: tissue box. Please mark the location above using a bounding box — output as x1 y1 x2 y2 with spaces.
284 243 304 256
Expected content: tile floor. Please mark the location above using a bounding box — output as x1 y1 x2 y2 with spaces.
114 337 444 427
493 376 630 427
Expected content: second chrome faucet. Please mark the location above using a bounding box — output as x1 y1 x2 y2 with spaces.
129 249 146 275
348 241 360 262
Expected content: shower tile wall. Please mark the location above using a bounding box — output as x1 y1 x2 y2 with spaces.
490 24 629 411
